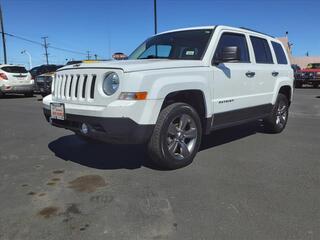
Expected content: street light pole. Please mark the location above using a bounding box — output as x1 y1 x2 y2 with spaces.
21 50 32 69
154 0 157 35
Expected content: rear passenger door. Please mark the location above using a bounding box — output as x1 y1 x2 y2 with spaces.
248 36 276 105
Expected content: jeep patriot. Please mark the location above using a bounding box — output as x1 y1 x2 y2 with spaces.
43 26 293 169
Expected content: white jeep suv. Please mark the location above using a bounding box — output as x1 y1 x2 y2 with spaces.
43 26 293 169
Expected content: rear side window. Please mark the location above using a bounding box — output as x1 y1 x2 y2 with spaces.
214 33 250 63
272 41 288 64
1 66 28 73
250 36 273 64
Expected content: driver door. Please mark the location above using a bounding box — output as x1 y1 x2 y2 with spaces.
211 31 256 127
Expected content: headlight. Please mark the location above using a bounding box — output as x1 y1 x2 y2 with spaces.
103 72 119 95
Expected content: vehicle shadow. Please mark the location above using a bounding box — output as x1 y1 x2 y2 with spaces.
0 94 36 99
48 121 264 170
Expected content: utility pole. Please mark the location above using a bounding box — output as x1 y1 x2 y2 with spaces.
87 51 91 60
154 0 157 35
42 37 49 65
0 3 7 64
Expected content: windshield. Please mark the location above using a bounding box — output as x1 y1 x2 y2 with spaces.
1 66 28 73
306 63 320 69
129 29 213 60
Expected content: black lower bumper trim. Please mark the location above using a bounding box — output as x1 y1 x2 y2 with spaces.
43 108 154 144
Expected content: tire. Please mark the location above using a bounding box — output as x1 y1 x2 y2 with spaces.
148 103 202 170
313 83 319 88
263 93 289 133
24 92 34 97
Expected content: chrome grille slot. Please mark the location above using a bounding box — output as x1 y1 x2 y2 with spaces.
74 75 80 98
68 75 73 97
63 75 68 98
90 75 96 99
82 75 88 98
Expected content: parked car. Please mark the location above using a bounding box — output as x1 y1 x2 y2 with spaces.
30 64 63 80
0 64 34 97
35 72 55 97
43 25 293 169
295 63 320 88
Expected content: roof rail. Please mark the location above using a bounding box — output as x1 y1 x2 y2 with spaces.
239 27 274 38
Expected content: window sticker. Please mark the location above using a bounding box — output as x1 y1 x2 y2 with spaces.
186 50 195 56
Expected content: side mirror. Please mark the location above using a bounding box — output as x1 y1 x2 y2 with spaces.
213 46 240 65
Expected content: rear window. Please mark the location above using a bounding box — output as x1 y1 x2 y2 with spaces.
272 42 288 64
1 66 28 73
250 36 273 64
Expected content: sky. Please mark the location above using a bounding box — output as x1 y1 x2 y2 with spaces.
1 0 320 68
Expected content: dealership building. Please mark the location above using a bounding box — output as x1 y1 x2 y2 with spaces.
277 37 320 68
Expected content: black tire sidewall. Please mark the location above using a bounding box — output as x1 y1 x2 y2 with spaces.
159 104 202 169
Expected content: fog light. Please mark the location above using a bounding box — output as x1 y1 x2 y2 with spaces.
80 123 89 134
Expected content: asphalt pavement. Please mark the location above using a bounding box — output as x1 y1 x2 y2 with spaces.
0 88 319 240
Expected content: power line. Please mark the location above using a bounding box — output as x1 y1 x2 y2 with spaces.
0 31 88 56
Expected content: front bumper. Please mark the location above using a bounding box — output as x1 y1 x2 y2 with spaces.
43 108 154 144
0 84 34 93
35 81 51 94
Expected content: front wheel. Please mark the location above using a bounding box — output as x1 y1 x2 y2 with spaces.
148 103 202 170
263 93 289 133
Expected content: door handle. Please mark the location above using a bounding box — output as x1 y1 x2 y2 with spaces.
272 71 279 77
246 71 255 78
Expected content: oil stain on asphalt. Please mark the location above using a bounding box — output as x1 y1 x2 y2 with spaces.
38 206 59 218
68 175 107 193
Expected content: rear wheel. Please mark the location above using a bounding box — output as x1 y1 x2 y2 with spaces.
148 103 202 170
263 93 289 133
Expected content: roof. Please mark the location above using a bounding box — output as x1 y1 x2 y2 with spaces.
157 25 275 40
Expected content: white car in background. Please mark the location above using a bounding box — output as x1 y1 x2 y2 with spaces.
0 64 34 97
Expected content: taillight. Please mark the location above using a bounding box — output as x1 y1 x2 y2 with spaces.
0 73 8 80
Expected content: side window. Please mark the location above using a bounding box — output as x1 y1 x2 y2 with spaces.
214 33 250 63
271 41 288 64
250 36 273 64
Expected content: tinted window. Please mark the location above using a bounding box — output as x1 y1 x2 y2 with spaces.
272 41 288 64
129 29 212 60
139 45 172 58
214 33 250 63
1 66 28 73
250 36 273 64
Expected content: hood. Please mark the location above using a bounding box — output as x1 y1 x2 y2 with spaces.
58 59 207 73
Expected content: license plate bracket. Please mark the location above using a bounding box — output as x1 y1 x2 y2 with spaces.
51 103 65 120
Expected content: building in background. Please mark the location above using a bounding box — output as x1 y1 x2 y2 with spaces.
277 36 320 69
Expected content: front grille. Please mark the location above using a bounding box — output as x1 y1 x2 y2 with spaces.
53 74 96 100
